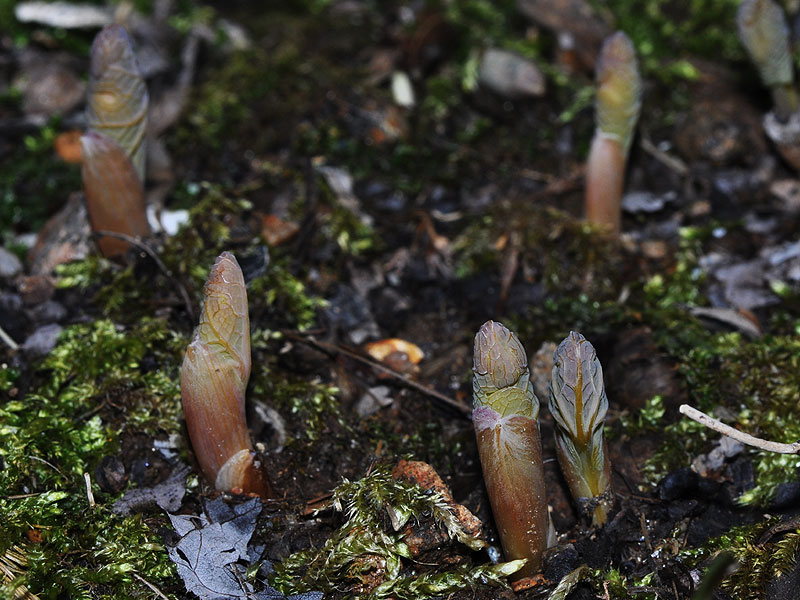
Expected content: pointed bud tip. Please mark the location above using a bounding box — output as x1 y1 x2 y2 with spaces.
554 330 598 366
207 251 244 287
473 320 528 388
598 32 636 73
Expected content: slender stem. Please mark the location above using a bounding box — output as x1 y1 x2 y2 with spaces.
0 323 19 350
92 230 194 318
679 404 800 454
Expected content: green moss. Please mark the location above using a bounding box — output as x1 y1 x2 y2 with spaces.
599 0 743 76
0 318 183 597
684 520 800 600
0 121 82 242
271 465 520 598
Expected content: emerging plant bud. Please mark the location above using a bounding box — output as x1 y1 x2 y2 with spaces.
595 32 641 155
585 31 641 235
738 0 797 120
87 24 148 181
473 321 547 578
80 131 150 257
181 252 272 498
548 331 612 526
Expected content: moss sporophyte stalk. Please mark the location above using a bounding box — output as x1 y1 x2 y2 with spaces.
472 320 547 578
549 331 613 526
181 252 272 498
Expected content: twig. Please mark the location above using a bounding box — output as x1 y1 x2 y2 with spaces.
640 136 689 177
92 230 194 318
83 472 95 508
285 332 472 416
132 573 170 600
0 323 19 350
679 404 800 454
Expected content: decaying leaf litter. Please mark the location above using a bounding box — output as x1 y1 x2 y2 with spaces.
5 0 800 598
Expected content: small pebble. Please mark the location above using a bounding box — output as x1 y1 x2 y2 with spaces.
0 247 23 280
22 323 63 357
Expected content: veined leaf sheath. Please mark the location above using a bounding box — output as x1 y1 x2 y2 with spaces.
181 253 255 489
87 24 148 181
549 331 612 524
473 321 547 577
80 131 150 257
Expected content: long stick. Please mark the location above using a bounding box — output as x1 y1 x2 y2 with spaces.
286 332 471 416
679 404 800 454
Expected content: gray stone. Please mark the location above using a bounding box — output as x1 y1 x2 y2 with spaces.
0 247 23 280
23 324 63 357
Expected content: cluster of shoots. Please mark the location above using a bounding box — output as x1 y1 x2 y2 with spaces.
181 252 272 498
82 24 150 257
737 0 798 121
585 31 641 236
473 324 612 576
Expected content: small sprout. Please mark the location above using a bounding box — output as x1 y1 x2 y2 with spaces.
86 24 148 181
181 252 272 498
472 320 548 578
549 331 613 526
80 131 150 258
738 0 798 120
585 31 641 235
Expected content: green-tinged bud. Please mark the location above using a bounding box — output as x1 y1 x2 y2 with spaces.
181 252 272 498
473 320 537 418
737 0 798 119
80 131 150 258
87 24 148 181
595 31 641 156
549 331 612 526
472 321 547 578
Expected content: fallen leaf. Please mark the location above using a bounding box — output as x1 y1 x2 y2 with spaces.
364 338 424 364
54 130 83 163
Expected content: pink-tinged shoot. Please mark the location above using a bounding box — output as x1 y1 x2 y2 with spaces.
585 31 641 235
80 131 150 258
181 252 272 498
549 331 612 525
737 0 797 120
473 320 547 578
87 24 148 181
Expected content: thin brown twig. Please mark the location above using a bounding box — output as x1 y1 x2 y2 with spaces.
285 332 472 416
92 230 194 318
132 573 170 600
679 404 800 454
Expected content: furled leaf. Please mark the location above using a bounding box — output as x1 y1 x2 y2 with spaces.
80 130 150 257
738 0 793 88
87 24 148 181
181 252 270 497
549 331 612 524
472 321 547 577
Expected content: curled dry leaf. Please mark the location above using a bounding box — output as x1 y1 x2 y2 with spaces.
54 130 83 163
181 252 271 498
80 131 150 257
364 338 424 365
87 24 148 181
